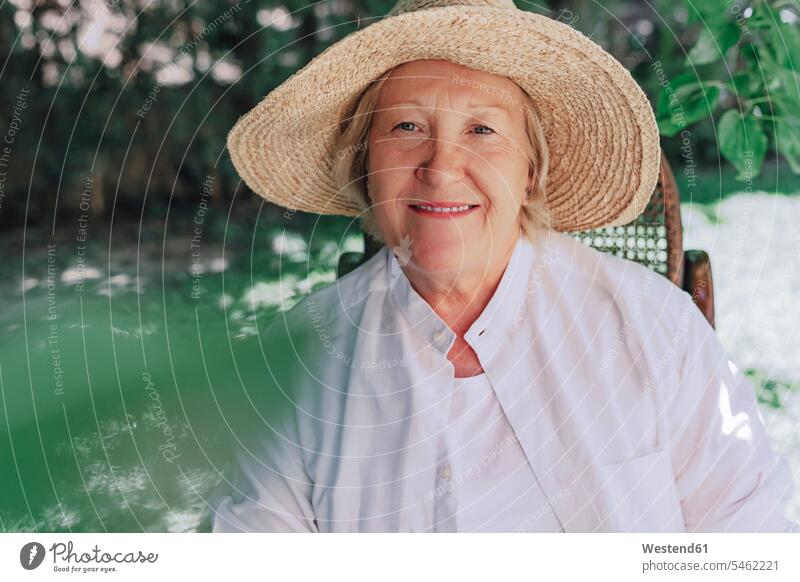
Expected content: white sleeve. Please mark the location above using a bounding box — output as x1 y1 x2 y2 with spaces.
211 410 318 533
667 294 798 532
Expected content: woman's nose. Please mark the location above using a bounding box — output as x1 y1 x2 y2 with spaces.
415 137 466 187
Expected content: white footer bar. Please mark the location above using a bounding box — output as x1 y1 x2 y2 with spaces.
1 533 798 581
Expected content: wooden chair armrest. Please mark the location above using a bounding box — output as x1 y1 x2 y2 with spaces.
682 249 715 328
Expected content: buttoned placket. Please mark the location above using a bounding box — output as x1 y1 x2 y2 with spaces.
428 313 459 532
388 235 606 533
461 239 607 533
431 380 458 532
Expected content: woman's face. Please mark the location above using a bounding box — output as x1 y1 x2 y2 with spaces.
366 59 533 277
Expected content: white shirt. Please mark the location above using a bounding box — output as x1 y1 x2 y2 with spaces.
211 229 798 533
440 373 564 532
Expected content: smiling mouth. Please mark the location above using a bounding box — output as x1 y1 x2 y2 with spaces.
408 203 479 216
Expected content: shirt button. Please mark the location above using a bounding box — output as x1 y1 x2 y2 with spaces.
438 466 451 480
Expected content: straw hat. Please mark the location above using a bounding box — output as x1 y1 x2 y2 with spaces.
226 0 661 232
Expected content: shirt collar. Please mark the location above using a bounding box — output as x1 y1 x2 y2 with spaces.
387 233 536 355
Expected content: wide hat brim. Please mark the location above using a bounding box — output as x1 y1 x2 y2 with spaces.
227 5 661 232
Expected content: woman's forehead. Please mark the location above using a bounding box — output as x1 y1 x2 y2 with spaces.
376 60 524 113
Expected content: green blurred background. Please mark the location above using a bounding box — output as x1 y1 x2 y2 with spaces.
1 0 799 532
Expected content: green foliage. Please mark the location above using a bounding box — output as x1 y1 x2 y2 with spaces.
1 0 798 225
656 73 721 136
686 22 742 66
746 368 798 409
654 0 800 180
718 109 768 177
0 0 400 225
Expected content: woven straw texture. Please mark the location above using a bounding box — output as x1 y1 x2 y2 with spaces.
226 0 661 232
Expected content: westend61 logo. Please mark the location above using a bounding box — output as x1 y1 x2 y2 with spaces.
19 541 158 574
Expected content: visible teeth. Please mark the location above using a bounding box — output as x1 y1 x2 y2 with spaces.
415 204 473 212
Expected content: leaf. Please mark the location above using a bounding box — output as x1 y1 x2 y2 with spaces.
773 116 800 173
685 0 733 26
656 73 720 136
773 69 800 111
718 109 768 179
730 71 763 100
767 16 800 68
755 38 784 82
687 22 741 65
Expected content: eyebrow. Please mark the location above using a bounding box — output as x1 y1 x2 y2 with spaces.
469 106 512 120
379 101 513 120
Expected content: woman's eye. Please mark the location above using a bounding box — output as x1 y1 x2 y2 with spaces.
392 122 494 135
395 122 418 132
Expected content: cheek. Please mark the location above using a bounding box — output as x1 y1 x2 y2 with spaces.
480 180 526 223
368 139 412 174
369 180 407 209
473 151 528 197
370 204 405 244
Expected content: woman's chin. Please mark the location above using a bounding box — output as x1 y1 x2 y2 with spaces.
400 237 478 275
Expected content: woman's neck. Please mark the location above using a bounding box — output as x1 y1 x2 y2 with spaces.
401 239 517 336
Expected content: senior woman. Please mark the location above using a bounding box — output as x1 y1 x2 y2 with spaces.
211 0 797 532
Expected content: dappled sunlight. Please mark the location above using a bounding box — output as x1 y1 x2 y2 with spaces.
256 6 301 31
242 277 300 312
271 231 308 259
61 266 102 285
77 0 128 65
